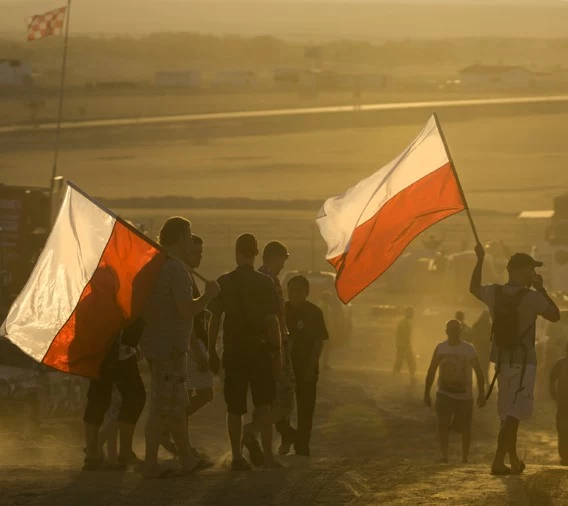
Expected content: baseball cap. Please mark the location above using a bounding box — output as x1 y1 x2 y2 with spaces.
507 253 543 272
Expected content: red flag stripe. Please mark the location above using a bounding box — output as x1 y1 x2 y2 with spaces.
329 163 464 303
42 220 166 378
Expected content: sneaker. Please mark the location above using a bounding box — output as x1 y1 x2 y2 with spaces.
278 441 292 456
242 433 264 467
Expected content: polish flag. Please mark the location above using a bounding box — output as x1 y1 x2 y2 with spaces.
1 183 166 378
317 115 466 303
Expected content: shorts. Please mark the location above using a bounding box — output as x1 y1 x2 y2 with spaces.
223 349 275 416
186 341 214 391
497 363 536 421
436 393 473 433
273 341 296 417
83 355 146 427
149 355 188 418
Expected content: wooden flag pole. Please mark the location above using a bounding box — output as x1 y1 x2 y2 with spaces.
50 0 72 197
433 112 482 247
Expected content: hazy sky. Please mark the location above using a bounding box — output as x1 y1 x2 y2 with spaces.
1 1 567 39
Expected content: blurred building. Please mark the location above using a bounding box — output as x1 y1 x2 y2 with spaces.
155 70 201 88
0 59 33 87
458 65 545 89
213 70 257 89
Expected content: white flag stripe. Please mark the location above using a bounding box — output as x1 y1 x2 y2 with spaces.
2 187 115 361
317 115 449 260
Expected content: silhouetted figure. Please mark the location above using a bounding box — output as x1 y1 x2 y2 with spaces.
393 306 416 380
455 311 473 342
141 216 219 478
424 320 486 464
208 234 282 470
550 341 568 465
471 246 560 475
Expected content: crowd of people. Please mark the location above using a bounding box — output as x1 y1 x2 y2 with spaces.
81 216 329 477
395 248 564 474
69 213 568 479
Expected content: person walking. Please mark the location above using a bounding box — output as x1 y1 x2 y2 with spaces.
208 234 283 470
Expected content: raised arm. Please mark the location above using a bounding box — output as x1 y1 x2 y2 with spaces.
470 244 485 301
533 275 561 323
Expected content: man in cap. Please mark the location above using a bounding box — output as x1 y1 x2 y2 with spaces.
470 247 560 475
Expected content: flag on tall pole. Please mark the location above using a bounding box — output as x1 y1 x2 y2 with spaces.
26 6 67 42
1 183 166 379
26 3 72 197
316 114 478 303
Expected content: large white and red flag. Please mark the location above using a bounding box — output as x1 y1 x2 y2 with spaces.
317 115 466 303
26 7 67 42
1 183 166 378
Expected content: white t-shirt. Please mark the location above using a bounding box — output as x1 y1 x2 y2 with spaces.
435 340 478 400
479 284 550 365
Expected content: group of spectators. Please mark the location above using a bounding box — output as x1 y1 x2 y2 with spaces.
81 216 330 477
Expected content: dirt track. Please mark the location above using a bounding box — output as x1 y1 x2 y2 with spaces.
2 360 567 506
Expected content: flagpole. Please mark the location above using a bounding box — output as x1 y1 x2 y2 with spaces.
433 112 482 247
50 0 72 196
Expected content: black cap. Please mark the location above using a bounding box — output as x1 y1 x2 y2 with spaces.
507 253 543 272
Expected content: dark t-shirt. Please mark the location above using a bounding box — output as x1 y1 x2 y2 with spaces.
207 264 279 358
286 301 329 377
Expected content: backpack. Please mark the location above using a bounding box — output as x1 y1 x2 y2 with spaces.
491 286 530 352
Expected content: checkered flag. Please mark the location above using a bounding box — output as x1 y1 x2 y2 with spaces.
26 7 67 42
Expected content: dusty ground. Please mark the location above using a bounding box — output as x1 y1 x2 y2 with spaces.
1 315 567 506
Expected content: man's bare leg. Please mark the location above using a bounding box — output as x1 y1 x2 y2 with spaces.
118 421 136 460
492 418 513 474
256 404 279 468
169 415 199 473
227 413 244 460
143 413 166 478
462 428 471 464
506 417 523 472
84 423 101 464
438 423 450 463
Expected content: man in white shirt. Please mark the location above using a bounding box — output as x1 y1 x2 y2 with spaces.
470 246 560 475
424 319 486 464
